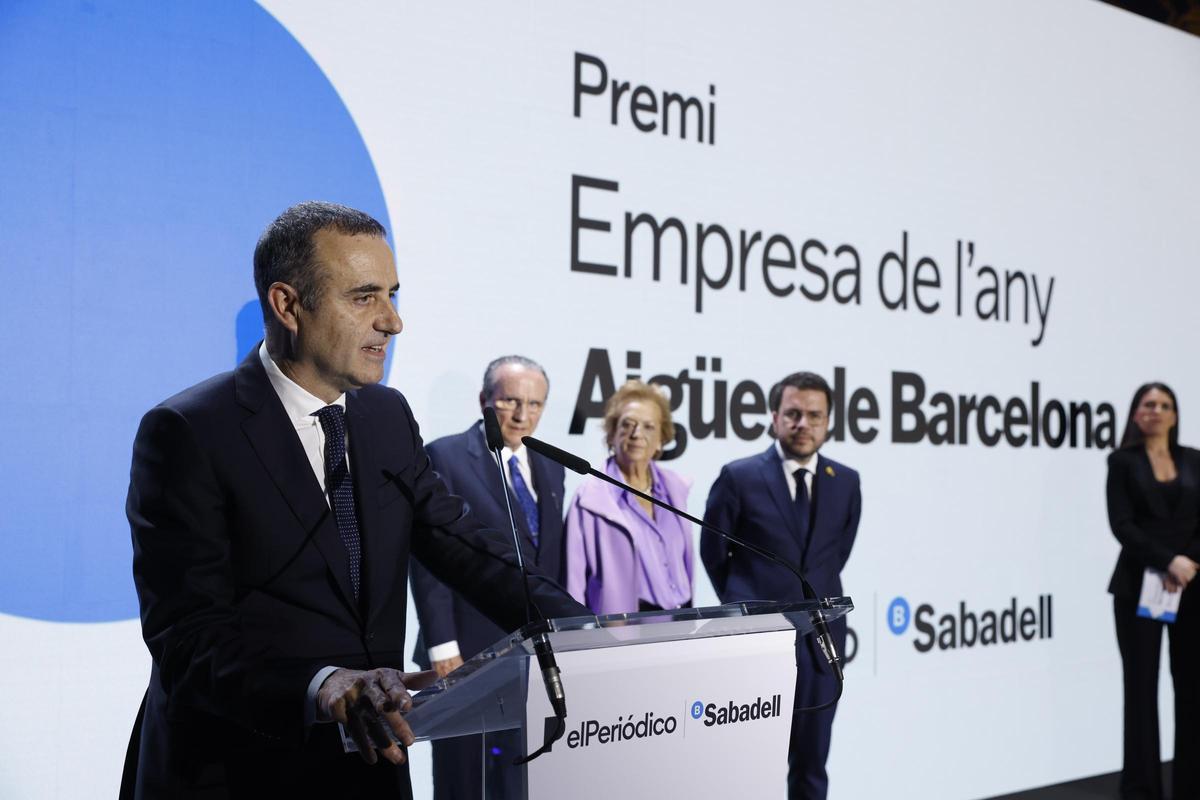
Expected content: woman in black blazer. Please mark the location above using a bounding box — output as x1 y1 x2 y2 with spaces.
1107 382 1200 800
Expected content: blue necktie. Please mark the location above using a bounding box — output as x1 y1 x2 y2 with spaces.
508 454 540 547
314 405 362 599
793 467 811 546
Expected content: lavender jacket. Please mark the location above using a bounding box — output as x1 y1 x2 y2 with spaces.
565 457 694 614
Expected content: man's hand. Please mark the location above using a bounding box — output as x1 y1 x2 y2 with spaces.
1168 555 1199 590
316 668 437 765
432 655 464 678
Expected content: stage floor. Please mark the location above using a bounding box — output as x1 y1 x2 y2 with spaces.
984 762 1171 800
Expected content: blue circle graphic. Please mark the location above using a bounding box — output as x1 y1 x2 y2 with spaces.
887 597 911 635
690 701 704 719
0 2 391 621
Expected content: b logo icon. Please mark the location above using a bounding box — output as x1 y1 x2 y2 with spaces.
690 701 704 719
887 597 911 635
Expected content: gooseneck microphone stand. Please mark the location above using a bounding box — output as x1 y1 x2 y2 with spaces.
480 409 568 763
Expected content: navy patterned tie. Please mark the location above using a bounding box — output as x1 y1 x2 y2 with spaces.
314 405 362 599
793 467 811 546
508 454 540 548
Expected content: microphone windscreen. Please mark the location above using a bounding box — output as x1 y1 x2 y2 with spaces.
522 436 591 475
482 407 504 451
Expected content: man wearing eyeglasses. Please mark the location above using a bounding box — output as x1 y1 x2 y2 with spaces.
701 371 862 800
409 355 567 800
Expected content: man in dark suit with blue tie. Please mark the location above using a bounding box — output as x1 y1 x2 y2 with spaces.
701 371 861 800
410 355 567 800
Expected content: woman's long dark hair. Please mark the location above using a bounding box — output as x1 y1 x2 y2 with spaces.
1118 382 1180 450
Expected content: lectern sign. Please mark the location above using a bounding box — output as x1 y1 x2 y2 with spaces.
525 631 797 799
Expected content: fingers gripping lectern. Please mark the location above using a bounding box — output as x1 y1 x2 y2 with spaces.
404 599 853 799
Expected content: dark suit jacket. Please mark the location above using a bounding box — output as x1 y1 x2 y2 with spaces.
410 422 567 666
1106 445 1200 597
122 349 583 798
701 445 861 606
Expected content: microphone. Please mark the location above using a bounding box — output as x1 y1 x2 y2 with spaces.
481 408 568 760
519 436 589 475
482 408 532 609
482 405 504 451
522 434 845 707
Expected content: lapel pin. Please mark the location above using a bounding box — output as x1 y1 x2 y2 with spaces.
825 465 835 477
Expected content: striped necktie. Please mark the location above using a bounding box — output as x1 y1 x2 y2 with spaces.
313 405 362 599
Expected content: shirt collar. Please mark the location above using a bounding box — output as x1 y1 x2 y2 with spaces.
605 455 664 494
504 442 529 468
477 422 530 469
775 439 819 476
259 341 346 427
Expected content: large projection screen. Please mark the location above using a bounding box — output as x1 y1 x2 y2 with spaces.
1 2 1198 798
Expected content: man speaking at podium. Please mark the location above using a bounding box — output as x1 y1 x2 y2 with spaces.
121 202 585 799
701 371 862 800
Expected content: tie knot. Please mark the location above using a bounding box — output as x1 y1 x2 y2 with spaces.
313 405 345 437
508 454 520 468
793 467 808 481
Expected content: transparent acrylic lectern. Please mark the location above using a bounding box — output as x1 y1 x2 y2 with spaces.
405 598 853 800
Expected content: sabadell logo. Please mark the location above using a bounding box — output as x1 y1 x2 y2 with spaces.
888 594 1054 652
692 695 782 727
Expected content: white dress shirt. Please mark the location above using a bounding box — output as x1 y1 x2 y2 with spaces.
775 439 817 501
501 440 538 501
258 342 348 499
258 343 348 723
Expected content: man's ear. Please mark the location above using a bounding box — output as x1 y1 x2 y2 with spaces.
267 282 303 335
479 392 488 412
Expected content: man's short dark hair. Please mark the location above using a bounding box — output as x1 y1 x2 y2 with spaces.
768 371 833 412
481 355 550 398
253 201 386 325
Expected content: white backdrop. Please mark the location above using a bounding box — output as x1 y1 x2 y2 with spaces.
3 2 1199 798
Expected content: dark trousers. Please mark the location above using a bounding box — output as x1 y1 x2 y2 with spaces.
1114 592 1200 800
222 739 413 800
430 729 523 800
120 695 414 800
787 622 844 800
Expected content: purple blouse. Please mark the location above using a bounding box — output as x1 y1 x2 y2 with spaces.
565 457 694 614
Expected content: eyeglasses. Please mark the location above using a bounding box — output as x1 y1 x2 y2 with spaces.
778 409 828 426
617 418 659 435
492 397 545 413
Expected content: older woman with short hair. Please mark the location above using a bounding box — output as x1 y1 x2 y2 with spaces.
565 380 693 614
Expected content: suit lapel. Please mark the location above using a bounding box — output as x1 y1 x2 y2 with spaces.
1133 450 1170 518
347 394 396 626
1176 451 1198 519
758 446 800 542
468 423 539 542
466 423 527 537
530 451 562 570
235 349 360 622
809 455 839 558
